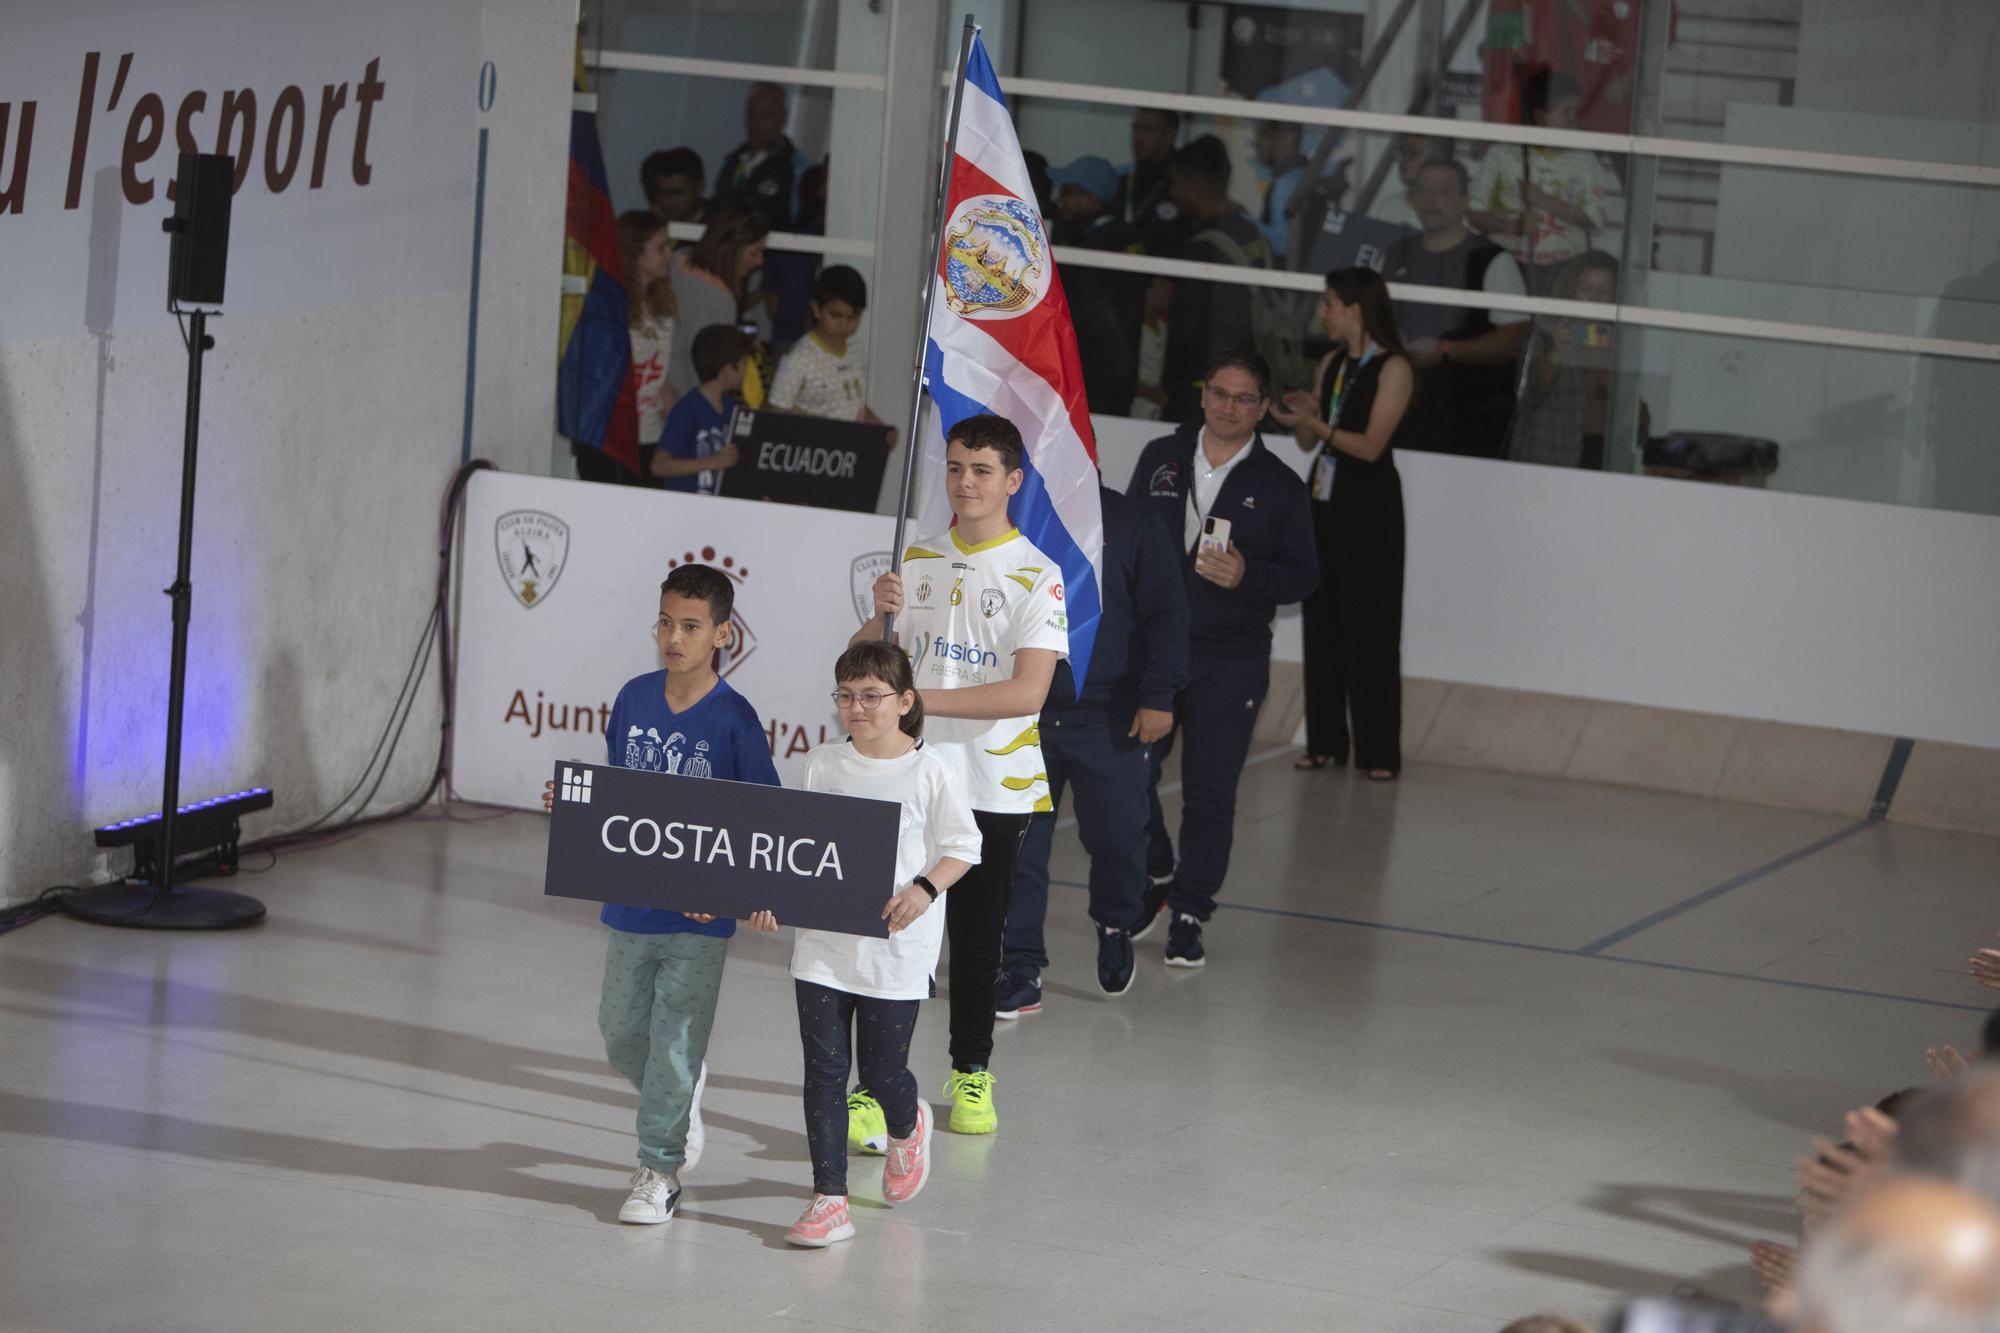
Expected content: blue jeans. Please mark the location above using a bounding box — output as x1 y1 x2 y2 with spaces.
1004 709 1155 977
1146 653 1270 921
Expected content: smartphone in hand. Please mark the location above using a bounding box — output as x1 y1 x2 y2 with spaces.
1198 515 1232 556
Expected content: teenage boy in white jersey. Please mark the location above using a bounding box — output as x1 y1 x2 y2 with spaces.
852 413 1066 1136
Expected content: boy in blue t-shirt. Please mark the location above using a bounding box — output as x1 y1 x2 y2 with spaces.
650 324 751 495
542 562 779 1226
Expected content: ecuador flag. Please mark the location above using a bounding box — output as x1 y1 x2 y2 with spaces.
556 52 640 477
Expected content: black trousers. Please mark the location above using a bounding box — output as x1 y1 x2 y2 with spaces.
1302 487 1405 772
795 979 919 1197
947 810 1030 1070
1145 654 1271 921
1004 710 1154 976
570 441 646 486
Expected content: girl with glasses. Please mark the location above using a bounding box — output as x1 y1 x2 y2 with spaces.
759 640 982 1248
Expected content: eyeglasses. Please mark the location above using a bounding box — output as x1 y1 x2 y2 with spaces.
1204 386 1265 410
832 690 898 710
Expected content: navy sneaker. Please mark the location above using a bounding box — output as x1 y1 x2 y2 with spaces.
1095 925 1135 996
994 972 1043 1019
1164 913 1206 968
1131 872 1173 942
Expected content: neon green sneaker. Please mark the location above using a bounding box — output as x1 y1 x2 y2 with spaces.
847 1089 888 1155
942 1069 997 1135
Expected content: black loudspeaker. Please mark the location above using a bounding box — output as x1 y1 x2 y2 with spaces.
165 152 233 307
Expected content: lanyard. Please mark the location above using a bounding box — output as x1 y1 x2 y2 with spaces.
1327 345 1376 432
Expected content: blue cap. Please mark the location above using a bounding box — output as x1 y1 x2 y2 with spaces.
1050 155 1121 207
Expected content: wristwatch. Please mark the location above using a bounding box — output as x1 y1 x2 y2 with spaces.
914 875 940 901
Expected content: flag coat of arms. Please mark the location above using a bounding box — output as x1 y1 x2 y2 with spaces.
916 31 1104 692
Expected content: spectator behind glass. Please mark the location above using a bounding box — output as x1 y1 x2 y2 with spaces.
641 147 706 227
715 81 816 348
651 325 748 494
1270 267 1413 781
1161 135 1273 423
1121 107 1188 256
670 203 769 398
1252 120 1308 264
1369 133 1438 231
1049 155 1144 418
1507 250 1617 470
1469 70 1616 291
617 211 680 478
1385 157 1531 459
767 265 897 448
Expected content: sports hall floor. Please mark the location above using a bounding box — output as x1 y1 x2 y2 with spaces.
3 753 1995 1331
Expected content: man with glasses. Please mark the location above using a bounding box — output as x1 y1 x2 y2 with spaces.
1125 349 1317 967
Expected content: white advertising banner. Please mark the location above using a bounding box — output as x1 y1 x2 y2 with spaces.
452 470 897 809
1 0 478 339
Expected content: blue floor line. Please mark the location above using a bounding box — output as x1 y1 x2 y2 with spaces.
1575 818 1877 955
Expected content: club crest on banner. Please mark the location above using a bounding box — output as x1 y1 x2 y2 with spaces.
667 547 756 677
850 550 894 624
942 195 1049 320
496 510 570 608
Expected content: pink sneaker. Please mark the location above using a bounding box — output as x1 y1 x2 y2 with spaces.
882 1100 933 1204
785 1193 855 1248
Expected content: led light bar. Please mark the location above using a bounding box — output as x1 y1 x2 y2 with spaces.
93 787 274 850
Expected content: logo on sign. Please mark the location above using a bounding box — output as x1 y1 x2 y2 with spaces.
850 550 893 624
559 767 593 803
942 194 1050 320
667 547 756 677
496 510 570 608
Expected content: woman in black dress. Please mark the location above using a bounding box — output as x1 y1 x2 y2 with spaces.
1270 267 1414 780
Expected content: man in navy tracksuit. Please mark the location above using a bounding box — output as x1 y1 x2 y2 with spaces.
997 485 1189 1013
1126 348 1318 967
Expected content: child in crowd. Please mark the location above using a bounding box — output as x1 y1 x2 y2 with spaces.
854 413 1067 1137
766 265 897 448
541 563 780 1226
618 211 679 478
651 324 748 494
752 640 981 1248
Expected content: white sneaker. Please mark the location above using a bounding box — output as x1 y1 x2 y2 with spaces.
684 1061 708 1173
618 1166 681 1225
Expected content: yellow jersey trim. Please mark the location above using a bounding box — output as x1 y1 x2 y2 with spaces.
950 526 1023 557
903 545 948 561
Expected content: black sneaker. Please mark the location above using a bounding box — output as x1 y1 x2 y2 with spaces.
1095 925 1135 996
1131 873 1173 942
1164 914 1206 968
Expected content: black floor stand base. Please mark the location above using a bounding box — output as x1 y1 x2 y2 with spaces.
60 881 266 930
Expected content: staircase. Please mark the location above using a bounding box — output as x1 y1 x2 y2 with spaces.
1651 0 1803 273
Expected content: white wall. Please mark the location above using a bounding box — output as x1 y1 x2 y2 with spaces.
0 0 574 906
1091 415 2000 748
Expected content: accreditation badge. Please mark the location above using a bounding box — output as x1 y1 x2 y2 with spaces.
1311 451 1336 502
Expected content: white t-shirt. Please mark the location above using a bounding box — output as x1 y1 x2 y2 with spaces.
769 332 868 420
631 312 675 444
789 739 984 1001
898 526 1069 813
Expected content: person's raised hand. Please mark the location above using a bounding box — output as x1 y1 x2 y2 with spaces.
1194 540 1246 590
541 780 555 814
872 570 904 617
746 910 779 932
1844 1105 1898 1163
1129 706 1174 744
1750 1239 1796 1297
1970 937 2000 989
1928 1044 1972 1082
882 884 932 934
1796 1136 1877 1225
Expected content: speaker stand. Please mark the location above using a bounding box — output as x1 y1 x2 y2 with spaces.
64 306 265 931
